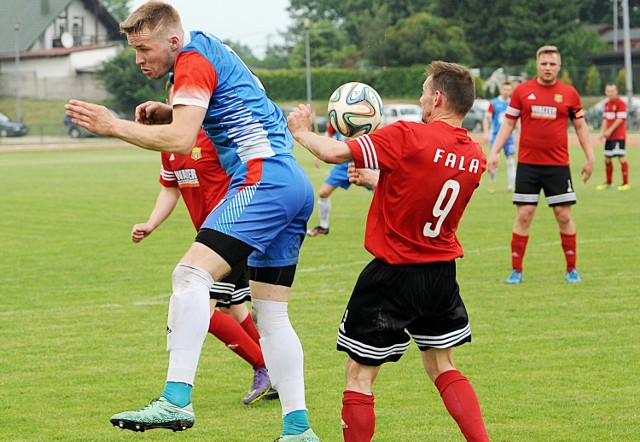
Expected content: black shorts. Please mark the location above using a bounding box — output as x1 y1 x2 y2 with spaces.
210 259 251 307
513 163 576 207
604 139 626 157
336 259 471 366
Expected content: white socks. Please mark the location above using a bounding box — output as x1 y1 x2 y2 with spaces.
166 263 214 385
252 299 307 416
318 197 331 229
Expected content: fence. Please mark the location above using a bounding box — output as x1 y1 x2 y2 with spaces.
0 71 109 101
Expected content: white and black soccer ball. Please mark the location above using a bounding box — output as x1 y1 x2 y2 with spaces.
327 82 383 138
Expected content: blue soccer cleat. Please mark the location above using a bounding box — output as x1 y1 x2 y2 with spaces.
566 269 581 283
506 269 523 284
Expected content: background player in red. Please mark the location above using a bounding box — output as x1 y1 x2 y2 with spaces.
597 83 630 191
488 45 594 284
131 80 275 405
288 61 489 442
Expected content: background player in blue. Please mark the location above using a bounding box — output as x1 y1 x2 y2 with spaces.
307 124 373 237
483 81 516 190
65 2 318 441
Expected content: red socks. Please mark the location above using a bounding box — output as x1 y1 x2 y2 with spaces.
240 312 261 345
560 232 577 272
435 370 489 442
605 161 613 184
621 161 629 185
341 390 375 442
511 232 529 272
208 310 265 369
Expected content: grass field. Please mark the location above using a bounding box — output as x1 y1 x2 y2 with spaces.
1 142 638 441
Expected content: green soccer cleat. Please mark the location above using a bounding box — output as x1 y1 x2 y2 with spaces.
110 397 195 432
596 183 614 190
617 184 630 191
274 428 320 442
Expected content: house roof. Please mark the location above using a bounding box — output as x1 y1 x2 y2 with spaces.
0 0 121 55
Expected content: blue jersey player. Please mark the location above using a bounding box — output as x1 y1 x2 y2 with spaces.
65 2 318 441
483 81 516 190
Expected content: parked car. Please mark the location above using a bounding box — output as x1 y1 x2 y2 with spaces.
279 106 328 133
585 96 640 130
63 108 127 138
380 103 423 126
0 112 29 137
462 99 489 132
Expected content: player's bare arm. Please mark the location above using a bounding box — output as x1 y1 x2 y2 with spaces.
488 117 517 171
131 186 181 243
572 117 595 183
65 100 205 154
287 104 353 164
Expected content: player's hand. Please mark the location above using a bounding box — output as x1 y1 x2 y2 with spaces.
287 104 313 139
348 162 379 188
313 157 320 168
487 151 500 176
135 101 173 125
65 100 118 137
581 159 594 183
131 223 155 243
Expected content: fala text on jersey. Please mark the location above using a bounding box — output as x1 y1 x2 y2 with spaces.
433 148 481 173
174 168 200 187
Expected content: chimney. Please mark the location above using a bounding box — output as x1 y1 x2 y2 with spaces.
41 0 50 15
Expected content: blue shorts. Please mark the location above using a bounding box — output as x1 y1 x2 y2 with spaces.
324 162 351 189
491 135 516 157
201 155 314 268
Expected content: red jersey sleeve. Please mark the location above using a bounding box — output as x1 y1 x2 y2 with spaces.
172 51 218 109
486 102 494 117
347 123 408 171
159 153 178 187
505 86 522 120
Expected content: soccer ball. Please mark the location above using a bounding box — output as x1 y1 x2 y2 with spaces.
327 82 383 137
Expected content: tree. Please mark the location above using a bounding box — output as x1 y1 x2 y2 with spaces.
100 0 129 22
378 13 473 67
584 65 603 96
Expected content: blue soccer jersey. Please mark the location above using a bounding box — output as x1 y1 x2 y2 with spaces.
172 31 293 175
172 31 314 267
488 96 515 156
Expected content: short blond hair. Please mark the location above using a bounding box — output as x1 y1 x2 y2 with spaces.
120 1 182 39
536 45 561 61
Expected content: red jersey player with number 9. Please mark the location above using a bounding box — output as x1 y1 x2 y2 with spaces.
287 61 489 442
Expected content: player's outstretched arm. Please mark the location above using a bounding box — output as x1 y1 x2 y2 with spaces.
65 100 205 154
573 117 595 183
131 186 181 243
287 104 353 164
488 118 517 172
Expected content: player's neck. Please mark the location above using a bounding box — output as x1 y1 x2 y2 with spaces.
536 77 557 87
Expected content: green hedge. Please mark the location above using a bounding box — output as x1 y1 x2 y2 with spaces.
256 66 427 102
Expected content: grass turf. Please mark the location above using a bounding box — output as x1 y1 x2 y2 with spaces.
0 143 638 441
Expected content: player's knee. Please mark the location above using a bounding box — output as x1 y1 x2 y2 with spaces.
172 263 214 294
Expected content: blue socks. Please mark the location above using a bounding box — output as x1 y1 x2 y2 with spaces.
282 409 310 436
162 381 192 407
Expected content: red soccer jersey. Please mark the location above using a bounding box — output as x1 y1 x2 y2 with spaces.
603 97 627 140
159 129 230 230
506 79 583 166
347 121 486 264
